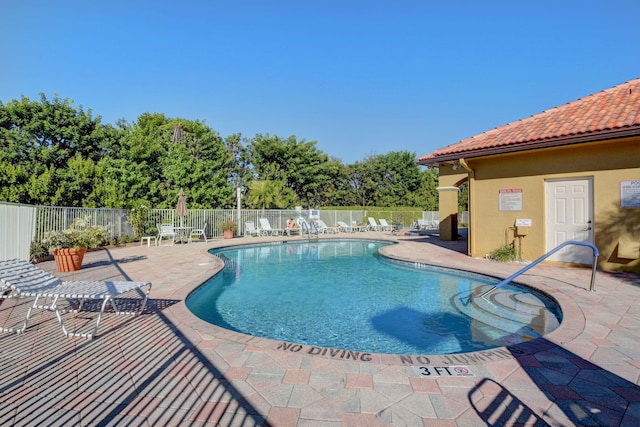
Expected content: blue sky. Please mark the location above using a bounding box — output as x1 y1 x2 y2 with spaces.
2 1 638 164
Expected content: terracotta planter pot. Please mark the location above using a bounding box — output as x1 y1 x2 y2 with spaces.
223 229 234 239
53 248 87 272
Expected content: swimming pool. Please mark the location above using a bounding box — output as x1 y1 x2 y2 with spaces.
186 240 562 355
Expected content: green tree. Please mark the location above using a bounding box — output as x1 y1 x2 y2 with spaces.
311 158 355 207
372 151 422 206
458 181 469 213
0 93 441 211
110 114 236 209
346 151 425 207
225 132 250 188
413 167 439 210
164 120 236 208
0 94 121 206
348 160 378 207
247 134 335 207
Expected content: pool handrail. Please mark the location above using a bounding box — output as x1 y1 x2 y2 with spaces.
300 219 319 240
476 240 599 300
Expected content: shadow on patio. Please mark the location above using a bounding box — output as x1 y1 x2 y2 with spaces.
0 297 268 425
468 340 640 426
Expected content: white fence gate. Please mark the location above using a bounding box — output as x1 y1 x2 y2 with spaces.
0 202 36 261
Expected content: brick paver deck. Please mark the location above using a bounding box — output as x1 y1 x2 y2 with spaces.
1 231 638 426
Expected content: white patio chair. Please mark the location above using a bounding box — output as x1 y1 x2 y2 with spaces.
316 219 338 234
190 221 208 242
285 220 302 236
368 217 382 231
156 224 176 246
350 221 369 232
414 219 425 230
259 218 283 236
244 221 261 237
378 219 394 232
337 221 355 232
0 259 152 338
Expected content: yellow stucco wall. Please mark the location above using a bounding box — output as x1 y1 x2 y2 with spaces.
437 169 468 240
454 137 640 272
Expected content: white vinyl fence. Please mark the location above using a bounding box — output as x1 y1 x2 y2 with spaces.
0 201 467 261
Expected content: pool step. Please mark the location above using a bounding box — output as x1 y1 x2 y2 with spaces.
453 286 560 343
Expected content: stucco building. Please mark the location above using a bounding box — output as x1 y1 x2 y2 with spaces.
418 78 640 272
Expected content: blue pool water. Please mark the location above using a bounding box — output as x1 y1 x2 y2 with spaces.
186 240 562 355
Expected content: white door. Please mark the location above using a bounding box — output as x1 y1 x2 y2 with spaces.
546 178 594 264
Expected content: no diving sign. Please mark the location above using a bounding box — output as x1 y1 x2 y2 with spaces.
413 365 475 377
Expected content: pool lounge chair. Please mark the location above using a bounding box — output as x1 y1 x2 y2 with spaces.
244 221 261 237
259 218 283 236
368 217 382 231
0 259 152 339
285 221 302 236
337 221 356 232
378 219 394 232
316 219 338 234
346 221 368 232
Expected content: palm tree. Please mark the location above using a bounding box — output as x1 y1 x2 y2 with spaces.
246 180 297 210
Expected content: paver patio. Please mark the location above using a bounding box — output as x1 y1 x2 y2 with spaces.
0 231 639 426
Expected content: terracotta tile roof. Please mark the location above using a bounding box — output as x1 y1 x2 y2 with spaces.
418 77 640 164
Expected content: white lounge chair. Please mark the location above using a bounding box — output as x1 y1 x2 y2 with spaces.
156 224 176 246
368 217 382 231
244 221 261 237
344 221 368 232
285 221 302 236
337 221 356 232
0 259 151 338
378 219 394 232
316 219 338 234
259 218 283 236
190 221 208 242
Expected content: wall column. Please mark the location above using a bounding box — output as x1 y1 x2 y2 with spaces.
437 186 459 240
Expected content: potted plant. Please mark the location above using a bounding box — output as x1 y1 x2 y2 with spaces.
219 221 238 239
392 213 405 231
43 217 109 272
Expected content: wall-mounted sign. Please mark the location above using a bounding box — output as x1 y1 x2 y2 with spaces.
515 218 532 227
621 181 640 208
499 188 523 211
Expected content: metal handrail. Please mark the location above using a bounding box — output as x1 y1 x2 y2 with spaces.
477 241 600 300
301 220 319 240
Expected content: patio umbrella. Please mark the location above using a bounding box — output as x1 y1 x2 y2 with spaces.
175 188 187 226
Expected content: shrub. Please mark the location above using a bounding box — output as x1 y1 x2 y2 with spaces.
30 241 50 261
488 244 517 262
42 216 109 254
219 221 238 232
128 202 150 238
